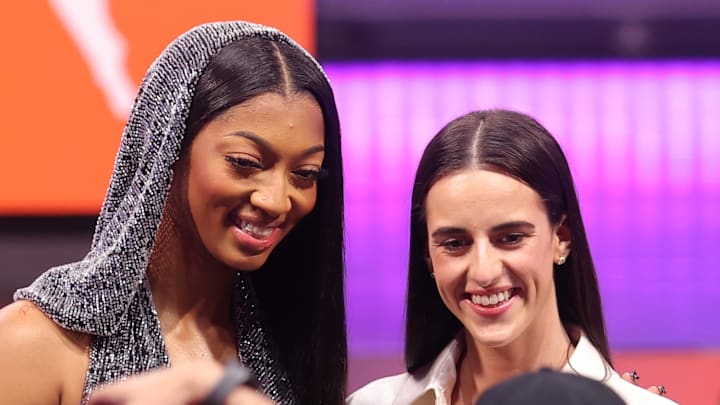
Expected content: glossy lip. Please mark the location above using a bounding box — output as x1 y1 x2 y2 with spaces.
463 287 519 317
229 215 284 253
231 223 281 252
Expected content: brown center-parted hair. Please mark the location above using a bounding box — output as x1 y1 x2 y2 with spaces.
405 109 610 373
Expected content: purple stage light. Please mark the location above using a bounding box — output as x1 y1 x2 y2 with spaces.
326 61 720 354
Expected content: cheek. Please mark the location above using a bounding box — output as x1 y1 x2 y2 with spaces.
185 174 237 241
519 261 553 288
429 249 463 276
510 241 555 274
429 254 466 294
508 249 556 294
433 270 465 317
188 164 235 207
292 187 319 219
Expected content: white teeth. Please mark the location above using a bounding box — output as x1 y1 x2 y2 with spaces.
240 220 274 238
471 289 513 307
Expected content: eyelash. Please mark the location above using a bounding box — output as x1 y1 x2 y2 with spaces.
224 156 327 182
434 232 528 253
499 233 526 245
225 156 262 170
435 238 469 252
293 168 327 181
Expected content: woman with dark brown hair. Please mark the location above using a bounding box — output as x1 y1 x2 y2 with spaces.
349 109 675 405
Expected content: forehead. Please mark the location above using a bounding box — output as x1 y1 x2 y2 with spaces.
209 92 325 145
222 91 318 116
425 169 548 225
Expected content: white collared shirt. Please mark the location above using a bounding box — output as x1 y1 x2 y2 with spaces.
347 333 679 405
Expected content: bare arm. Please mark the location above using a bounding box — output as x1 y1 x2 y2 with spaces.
0 301 88 405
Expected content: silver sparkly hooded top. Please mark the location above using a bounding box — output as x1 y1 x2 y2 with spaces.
14 21 325 404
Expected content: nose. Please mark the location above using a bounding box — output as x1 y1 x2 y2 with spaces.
250 172 292 219
468 240 503 288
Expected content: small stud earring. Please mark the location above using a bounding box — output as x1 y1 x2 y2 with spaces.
556 256 566 266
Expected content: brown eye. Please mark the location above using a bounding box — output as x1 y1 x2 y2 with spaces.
499 233 525 245
440 238 468 251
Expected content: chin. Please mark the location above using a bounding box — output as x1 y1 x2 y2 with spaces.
466 323 520 349
211 245 274 272
226 254 272 272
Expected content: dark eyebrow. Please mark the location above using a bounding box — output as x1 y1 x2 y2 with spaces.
430 221 535 239
430 226 466 239
302 144 325 156
226 130 324 157
491 221 536 233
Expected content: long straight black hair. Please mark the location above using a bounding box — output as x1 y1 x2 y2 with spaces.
405 109 609 373
183 38 346 405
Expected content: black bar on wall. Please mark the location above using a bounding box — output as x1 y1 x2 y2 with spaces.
318 18 720 60
0 216 97 305
0 215 98 234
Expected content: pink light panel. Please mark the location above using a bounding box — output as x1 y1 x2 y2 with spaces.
326 61 720 354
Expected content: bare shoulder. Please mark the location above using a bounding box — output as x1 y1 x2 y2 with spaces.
0 300 90 405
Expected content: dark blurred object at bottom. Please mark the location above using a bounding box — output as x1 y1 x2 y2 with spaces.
476 368 626 405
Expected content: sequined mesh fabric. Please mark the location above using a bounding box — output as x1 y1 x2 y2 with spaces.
14 21 324 405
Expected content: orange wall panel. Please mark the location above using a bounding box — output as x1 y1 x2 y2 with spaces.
0 1 314 215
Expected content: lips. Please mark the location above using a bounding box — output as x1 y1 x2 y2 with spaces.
231 217 281 252
465 287 519 316
236 218 275 239
470 288 516 307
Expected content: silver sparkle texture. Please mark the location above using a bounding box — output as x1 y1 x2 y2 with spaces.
15 21 325 405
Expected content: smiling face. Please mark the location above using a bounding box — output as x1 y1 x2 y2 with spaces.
425 168 571 348
181 92 325 271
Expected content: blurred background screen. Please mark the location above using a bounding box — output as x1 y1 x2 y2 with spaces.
1 1 718 404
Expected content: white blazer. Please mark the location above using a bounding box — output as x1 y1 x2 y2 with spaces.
347 334 679 405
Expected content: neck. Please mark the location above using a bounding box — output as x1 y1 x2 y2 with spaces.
146 207 236 333
453 313 572 405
